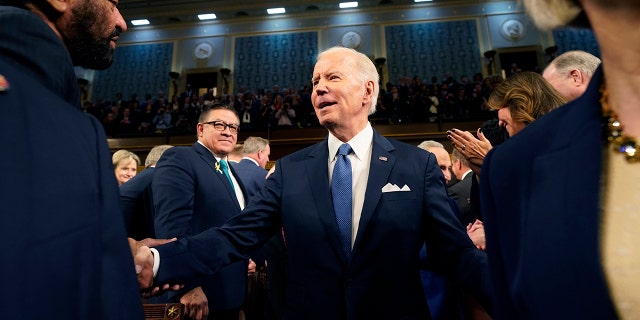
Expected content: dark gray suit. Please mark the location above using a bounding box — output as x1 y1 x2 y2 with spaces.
447 171 475 225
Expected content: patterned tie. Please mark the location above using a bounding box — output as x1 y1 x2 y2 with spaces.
219 159 235 192
332 143 353 260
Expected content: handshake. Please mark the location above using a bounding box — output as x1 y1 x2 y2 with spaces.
128 237 183 297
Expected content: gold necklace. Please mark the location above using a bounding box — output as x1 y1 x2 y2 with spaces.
600 84 640 162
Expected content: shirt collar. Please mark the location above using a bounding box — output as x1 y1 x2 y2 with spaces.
328 122 373 162
242 157 260 167
461 169 473 181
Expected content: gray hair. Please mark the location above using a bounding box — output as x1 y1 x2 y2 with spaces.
242 136 269 155
316 47 380 115
417 140 444 151
548 50 601 78
451 148 470 168
145 145 173 167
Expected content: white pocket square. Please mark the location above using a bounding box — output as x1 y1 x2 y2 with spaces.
381 183 411 193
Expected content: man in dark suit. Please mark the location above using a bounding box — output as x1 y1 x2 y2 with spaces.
231 136 270 199
448 149 476 226
0 0 146 318
152 105 247 320
144 47 491 319
120 144 173 240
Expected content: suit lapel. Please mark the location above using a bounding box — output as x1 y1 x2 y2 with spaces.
192 142 242 211
353 131 396 252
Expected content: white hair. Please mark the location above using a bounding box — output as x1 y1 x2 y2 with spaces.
316 47 380 115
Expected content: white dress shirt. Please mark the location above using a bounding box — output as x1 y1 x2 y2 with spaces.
328 122 373 248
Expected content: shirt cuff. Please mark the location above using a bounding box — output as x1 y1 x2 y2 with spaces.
149 247 160 278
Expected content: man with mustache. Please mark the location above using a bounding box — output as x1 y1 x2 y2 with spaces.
0 0 150 318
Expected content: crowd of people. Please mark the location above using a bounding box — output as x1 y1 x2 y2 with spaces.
85 71 505 138
6 0 636 318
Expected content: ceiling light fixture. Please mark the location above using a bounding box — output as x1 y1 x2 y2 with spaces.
414 0 433 2
267 7 286 14
339 2 358 8
198 13 217 20
131 19 150 26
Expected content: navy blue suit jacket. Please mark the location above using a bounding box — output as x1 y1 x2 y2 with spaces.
120 167 156 239
0 6 142 319
231 158 268 200
155 130 489 319
481 67 617 319
152 142 247 309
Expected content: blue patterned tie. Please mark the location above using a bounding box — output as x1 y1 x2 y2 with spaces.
219 160 235 192
332 143 353 260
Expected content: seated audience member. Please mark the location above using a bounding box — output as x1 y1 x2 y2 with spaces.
113 149 141 186
152 107 171 130
448 71 567 174
542 50 600 101
120 145 173 239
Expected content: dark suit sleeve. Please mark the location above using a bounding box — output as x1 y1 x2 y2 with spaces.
480 148 516 318
422 152 492 314
153 148 197 238
154 159 283 285
120 175 141 237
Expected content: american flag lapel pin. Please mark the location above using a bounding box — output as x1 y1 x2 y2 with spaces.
378 156 388 162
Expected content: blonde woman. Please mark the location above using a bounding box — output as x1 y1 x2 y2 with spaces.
112 149 140 186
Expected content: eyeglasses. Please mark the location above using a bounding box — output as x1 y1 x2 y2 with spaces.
201 120 240 134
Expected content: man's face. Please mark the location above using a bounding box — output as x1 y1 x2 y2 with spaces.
427 147 452 184
311 51 371 130
197 109 239 156
543 65 581 101
498 107 526 137
62 0 127 70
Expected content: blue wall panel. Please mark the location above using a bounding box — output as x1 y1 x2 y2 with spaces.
552 28 600 58
385 20 481 84
92 42 174 102
234 32 318 92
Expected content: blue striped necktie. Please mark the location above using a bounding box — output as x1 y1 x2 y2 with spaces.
332 143 353 260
